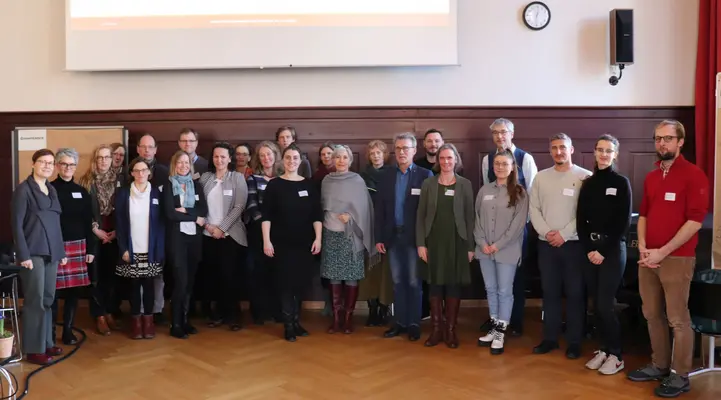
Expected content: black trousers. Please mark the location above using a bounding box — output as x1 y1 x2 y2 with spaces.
538 240 586 345
51 287 82 332
130 278 154 316
247 222 280 321
169 232 202 325
583 241 626 357
203 236 245 323
88 241 119 318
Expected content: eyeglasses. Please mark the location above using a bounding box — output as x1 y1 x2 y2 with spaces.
35 160 55 167
594 148 615 155
492 130 510 136
96 155 112 161
58 162 77 168
132 168 150 174
395 146 414 153
654 135 678 143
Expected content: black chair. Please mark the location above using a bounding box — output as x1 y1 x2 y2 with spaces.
688 269 721 377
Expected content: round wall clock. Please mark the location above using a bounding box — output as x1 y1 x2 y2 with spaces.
523 1 551 31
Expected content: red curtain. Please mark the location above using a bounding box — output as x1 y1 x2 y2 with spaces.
695 0 721 203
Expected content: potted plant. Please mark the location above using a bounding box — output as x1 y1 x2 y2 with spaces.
0 313 14 359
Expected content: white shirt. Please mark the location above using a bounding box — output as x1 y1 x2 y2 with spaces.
129 182 151 254
481 144 538 194
179 191 196 236
204 179 224 237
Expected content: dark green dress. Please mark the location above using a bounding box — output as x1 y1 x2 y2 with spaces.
425 183 472 286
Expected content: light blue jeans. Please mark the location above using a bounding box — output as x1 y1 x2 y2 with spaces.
479 258 518 322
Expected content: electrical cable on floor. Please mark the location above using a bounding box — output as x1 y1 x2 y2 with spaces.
0 324 86 400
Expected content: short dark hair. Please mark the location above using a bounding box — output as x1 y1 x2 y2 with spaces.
208 141 236 173
179 128 199 140
424 129 443 139
128 157 152 182
32 149 55 163
282 143 302 159
235 142 253 156
275 125 297 142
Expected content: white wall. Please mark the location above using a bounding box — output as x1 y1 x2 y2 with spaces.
0 0 698 112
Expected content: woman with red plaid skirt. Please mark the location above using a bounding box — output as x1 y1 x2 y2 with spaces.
50 148 96 345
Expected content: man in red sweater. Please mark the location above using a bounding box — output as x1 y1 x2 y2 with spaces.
627 120 709 398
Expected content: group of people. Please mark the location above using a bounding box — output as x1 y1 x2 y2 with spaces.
11 119 707 398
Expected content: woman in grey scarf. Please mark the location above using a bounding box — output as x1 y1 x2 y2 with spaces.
321 145 377 334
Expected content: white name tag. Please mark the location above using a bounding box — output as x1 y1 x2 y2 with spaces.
192 172 200 180
71 192 82 199
298 190 308 197
445 189 455 196
158 185 163 192
259 184 267 191
411 188 421 195
116 181 121 188
664 192 676 201
223 189 233 196
562 188 575 197
483 195 494 201
194 195 200 201
606 188 617 196
152 198 159 205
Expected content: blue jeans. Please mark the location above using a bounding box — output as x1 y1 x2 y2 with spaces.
388 236 422 328
479 258 518 323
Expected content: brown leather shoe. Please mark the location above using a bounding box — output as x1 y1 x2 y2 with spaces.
129 315 143 340
327 284 344 334
424 296 444 347
444 297 461 349
45 346 63 356
26 353 52 365
96 316 111 336
142 315 156 339
105 313 122 331
343 285 359 334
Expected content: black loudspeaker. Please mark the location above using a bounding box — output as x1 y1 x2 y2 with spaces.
610 9 634 65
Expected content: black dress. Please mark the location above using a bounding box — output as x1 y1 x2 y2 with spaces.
260 178 323 291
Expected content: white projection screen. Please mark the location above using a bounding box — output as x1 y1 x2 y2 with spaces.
65 0 458 71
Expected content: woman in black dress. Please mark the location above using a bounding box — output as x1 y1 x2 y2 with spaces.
261 143 323 342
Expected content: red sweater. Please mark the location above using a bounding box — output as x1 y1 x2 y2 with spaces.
639 155 709 257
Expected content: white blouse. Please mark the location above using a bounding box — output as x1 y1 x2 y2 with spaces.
129 182 151 254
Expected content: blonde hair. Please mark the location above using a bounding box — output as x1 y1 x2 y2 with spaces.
366 140 389 163
78 144 113 191
251 140 283 176
169 150 195 177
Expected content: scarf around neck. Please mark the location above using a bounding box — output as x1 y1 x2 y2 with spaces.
170 174 196 208
94 169 117 216
321 171 378 265
360 164 386 192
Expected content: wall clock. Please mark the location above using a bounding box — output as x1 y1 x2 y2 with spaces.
523 1 551 31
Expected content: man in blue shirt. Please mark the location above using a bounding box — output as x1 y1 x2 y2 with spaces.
375 133 433 341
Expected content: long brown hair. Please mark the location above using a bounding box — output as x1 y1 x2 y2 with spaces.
493 149 525 207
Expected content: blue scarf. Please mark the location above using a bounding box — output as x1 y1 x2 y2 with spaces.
170 174 195 208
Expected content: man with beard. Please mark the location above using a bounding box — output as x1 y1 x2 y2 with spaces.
529 133 591 359
136 134 170 324
481 118 538 336
627 120 708 398
178 128 209 177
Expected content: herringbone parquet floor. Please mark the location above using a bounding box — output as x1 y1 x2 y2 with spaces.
4 307 719 399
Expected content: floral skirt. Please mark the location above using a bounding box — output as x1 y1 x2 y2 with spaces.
320 229 365 281
56 239 91 289
116 253 162 279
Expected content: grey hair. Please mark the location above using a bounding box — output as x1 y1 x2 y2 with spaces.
550 132 573 145
55 148 79 164
332 144 354 164
393 132 417 147
490 118 515 132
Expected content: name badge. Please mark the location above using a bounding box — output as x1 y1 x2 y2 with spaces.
192 172 200 180
158 185 163 192
223 189 233 196
664 192 676 201
445 189 455 196
71 192 82 199
116 181 121 188
562 188 575 197
483 195 494 201
194 195 200 201
606 188 617 196
298 190 308 197
259 184 267 191
152 198 159 205
411 188 421 195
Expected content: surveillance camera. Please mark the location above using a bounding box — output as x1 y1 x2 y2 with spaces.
609 76 619 86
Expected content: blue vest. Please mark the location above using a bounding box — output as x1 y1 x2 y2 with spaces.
487 147 528 189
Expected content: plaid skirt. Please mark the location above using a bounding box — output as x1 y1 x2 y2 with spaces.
56 239 91 289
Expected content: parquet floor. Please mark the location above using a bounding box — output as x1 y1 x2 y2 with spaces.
4 306 719 399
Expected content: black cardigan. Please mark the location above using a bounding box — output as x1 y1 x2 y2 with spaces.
162 179 208 239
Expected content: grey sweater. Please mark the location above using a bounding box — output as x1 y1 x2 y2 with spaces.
12 177 66 262
474 182 529 265
529 165 592 241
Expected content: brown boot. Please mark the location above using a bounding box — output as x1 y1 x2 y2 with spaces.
96 316 111 336
105 313 122 331
129 316 143 340
424 296 444 347
444 297 461 349
342 285 360 334
327 284 344 334
141 315 156 339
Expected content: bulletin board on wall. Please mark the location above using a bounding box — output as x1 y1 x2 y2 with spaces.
12 126 128 189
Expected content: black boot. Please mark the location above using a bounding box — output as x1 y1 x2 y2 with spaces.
377 303 389 326
183 295 198 335
61 297 79 345
283 312 297 342
366 299 379 327
170 299 188 339
293 296 309 337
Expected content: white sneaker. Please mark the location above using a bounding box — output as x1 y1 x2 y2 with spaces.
477 318 497 347
598 355 624 375
585 350 607 370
